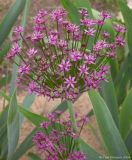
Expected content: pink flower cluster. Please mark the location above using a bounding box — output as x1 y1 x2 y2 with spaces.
7 8 125 101
33 112 88 160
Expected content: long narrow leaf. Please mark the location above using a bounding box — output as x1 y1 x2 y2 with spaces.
99 73 119 127
119 88 132 139
12 128 37 160
7 91 19 160
20 93 35 125
19 107 45 126
119 0 132 52
9 0 30 95
80 139 102 160
88 91 130 157
27 152 41 160
0 0 26 46
60 0 80 24
125 129 132 153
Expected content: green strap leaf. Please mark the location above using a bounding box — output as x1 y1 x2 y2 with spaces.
27 152 41 160
7 91 20 160
119 88 132 139
88 91 130 157
51 100 70 113
125 128 132 153
12 128 37 160
115 54 132 105
9 0 30 95
80 139 102 160
125 128 132 154
0 43 10 63
60 0 80 24
118 0 132 53
0 0 26 46
99 73 119 127
20 93 35 125
19 106 45 126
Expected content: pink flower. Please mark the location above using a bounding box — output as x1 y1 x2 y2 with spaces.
40 122 50 129
99 65 109 76
84 55 96 64
50 8 66 21
27 48 38 57
68 151 86 160
58 60 71 72
13 26 24 35
64 76 76 88
7 43 21 59
66 23 79 33
78 64 88 76
33 25 46 32
96 19 104 26
18 64 30 75
80 18 96 27
100 11 111 19
115 36 125 46
58 40 67 49
114 24 126 33
93 40 108 52
107 51 115 58
48 35 58 45
70 51 82 61
102 31 110 39
33 9 47 24
79 8 88 17
84 28 96 36
31 31 43 42
65 91 77 100
28 81 37 94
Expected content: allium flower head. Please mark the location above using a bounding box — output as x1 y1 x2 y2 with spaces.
33 113 88 160
7 8 125 101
